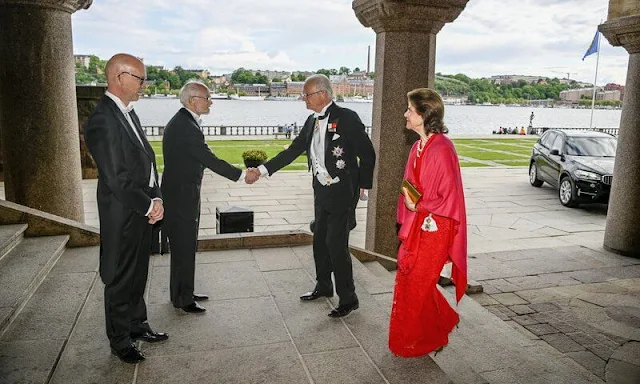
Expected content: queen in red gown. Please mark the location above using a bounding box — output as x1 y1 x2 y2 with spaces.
389 88 467 358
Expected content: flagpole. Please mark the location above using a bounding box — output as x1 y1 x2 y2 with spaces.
589 28 601 128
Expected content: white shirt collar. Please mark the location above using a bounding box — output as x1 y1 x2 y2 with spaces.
184 107 202 125
105 91 134 113
313 102 332 118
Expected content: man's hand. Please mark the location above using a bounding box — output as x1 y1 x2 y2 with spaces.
245 168 261 184
148 199 164 224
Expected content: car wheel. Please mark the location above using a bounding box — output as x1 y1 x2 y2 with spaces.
559 176 579 208
529 162 543 187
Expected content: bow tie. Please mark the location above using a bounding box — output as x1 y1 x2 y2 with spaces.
315 113 328 120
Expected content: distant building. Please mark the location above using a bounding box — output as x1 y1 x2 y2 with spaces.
185 69 209 79
234 83 268 96
208 75 229 91
269 81 287 96
560 88 598 102
74 54 92 69
490 75 544 85
604 83 625 100
559 87 622 102
331 78 374 97
597 90 621 101
286 81 305 97
256 70 290 81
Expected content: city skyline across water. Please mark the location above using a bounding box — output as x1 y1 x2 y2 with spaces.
134 99 622 136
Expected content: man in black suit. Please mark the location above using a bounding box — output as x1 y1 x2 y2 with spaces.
84 53 168 364
249 74 376 317
162 81 250 313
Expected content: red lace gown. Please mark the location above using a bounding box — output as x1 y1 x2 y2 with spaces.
388 213 459 357
389 135 464 358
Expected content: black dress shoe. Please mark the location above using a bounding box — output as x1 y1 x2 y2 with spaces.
111 343 145 364
193 293 209 301
182 302 206 313
131 330 169 343
328 300 359 318
300 289 333 301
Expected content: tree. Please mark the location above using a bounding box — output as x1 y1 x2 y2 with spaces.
291 73 307 82
316 68 332 77
272 77 282 82
88 55 101 73
231 68 257 84
338 66 351 75
354 67 361 72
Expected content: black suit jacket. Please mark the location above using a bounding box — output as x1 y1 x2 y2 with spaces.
84 95 161 285
161 108 242 188
264 102 376 210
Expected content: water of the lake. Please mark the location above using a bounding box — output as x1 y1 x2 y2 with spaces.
134 99 622 136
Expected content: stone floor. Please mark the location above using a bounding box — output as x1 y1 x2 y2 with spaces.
1 166 640 383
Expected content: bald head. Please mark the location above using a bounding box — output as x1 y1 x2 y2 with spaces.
105 53 146 104
105 53 144 84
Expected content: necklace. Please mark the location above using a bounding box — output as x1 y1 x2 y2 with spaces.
416 138 427 157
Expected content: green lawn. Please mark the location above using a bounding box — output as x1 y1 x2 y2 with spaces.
151 140 307 172
150 137 535 171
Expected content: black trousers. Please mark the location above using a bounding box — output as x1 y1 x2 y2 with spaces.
164 183 201 308
104 214 152 351
312 199 357 306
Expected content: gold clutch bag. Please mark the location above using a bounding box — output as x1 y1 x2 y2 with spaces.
401 179 421 204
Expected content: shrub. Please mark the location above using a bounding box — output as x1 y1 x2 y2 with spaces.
242 150 268 162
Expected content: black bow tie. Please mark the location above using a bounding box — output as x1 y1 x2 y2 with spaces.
317 113 328 120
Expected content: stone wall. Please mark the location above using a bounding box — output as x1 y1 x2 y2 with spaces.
76 85 105 179
608 0 640 19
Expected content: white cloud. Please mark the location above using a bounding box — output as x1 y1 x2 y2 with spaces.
72 0 629 84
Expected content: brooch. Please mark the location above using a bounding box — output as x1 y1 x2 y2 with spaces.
336 159 346 169
331 146 344 157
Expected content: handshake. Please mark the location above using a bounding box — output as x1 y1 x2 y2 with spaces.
244 167 262 184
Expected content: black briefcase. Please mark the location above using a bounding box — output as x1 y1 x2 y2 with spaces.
216 206 254 234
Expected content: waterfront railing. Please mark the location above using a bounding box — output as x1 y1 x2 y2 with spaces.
142 125 373 137
528 127 619 136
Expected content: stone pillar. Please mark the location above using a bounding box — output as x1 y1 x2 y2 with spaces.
600 3 640 258
76 85 106 179
353 0 469 258
0 0 92 222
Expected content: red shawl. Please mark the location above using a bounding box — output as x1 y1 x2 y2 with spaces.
396 133 468 302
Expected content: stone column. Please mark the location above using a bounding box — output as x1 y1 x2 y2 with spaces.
353 0 469 258
600 2 640 258
0 0 92 222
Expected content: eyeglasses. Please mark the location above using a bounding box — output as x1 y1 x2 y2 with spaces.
301 90 323 99
119 72 147 85
191 95 212 101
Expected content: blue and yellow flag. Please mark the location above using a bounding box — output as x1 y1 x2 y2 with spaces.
582 30 600 61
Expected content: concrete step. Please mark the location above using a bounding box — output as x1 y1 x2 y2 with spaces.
0 224 28 262
362 259 395 281
0 235 69 337
434 287 604 384
0 246 99 384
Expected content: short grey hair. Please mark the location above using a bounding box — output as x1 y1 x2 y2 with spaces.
179 80 209 106
305 74 333 99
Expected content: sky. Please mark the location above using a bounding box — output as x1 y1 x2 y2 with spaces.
71 0 629 85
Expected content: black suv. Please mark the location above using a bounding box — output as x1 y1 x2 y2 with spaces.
529 130 617 207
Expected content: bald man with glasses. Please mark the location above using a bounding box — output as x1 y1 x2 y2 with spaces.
84 53 168 364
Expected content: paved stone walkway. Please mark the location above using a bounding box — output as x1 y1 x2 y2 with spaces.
2 166 639 382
